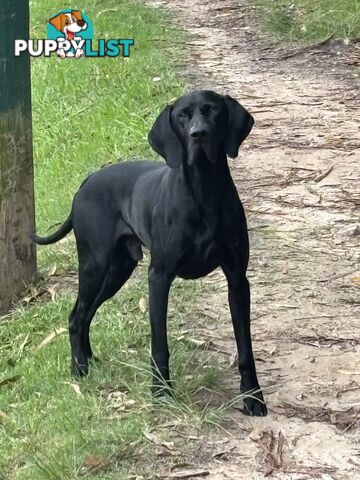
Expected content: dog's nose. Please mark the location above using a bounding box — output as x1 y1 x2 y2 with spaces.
190 126 207 138
77 19 86 27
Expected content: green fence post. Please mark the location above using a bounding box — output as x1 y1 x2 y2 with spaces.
0 0 37 313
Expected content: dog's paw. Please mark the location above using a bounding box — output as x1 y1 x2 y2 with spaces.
71 358 89 378
242 389 267 416
151 381 174 398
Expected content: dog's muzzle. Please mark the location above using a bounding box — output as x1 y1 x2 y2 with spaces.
189 125 209 139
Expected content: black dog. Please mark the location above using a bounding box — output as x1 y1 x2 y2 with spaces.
31 90 267 416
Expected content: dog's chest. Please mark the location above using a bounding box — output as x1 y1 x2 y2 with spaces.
176 216 220 279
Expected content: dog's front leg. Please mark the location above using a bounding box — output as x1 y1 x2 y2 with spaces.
223 264 267 416
148 266 173 396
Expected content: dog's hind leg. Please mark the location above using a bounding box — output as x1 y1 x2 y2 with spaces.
69 261 108 377
69 211 114 376
70 235 139 377
81 241 138 363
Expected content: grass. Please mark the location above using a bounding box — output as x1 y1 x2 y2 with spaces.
253 0 360 43
0 260 226 479
0 1 233 478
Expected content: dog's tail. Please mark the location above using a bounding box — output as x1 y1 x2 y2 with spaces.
29 214 73 246
29 175 93 246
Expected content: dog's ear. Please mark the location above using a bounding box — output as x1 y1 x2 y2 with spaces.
71 10 83 21
148 105 185 168
49 13 66 32
224 95 254 158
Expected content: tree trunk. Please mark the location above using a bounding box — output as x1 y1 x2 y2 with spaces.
0 0 37 314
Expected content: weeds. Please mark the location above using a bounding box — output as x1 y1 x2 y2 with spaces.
254 0 360 43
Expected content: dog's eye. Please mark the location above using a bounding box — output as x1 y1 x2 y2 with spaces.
178 109 190 119
204 105 217 114
65 18 70 24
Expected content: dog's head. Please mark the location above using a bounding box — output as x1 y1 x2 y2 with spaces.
49 10 87 38
148 90 254 168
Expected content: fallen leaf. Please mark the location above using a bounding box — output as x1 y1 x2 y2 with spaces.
23 286 47 304
229 352 238 368
19 333 30 357
182 337 207 347
117 399 136 411
139 296 147 313
34 327 67 353
249 428 264 441
170 463 193 472
212 445 235 458
144 431 179 456
162 441 175 451
143 430 162 445
70 383 84 397
96 8 117 19
48 264 57 276
84 455 104 469
339 370 360 376
47 283 59 301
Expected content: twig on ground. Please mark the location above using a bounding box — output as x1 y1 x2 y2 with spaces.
317 268 359 283
275 402 360 431
314 164 334 183
277 33 335 60
160 469 210 479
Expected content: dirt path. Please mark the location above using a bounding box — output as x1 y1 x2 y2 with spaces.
148 0 360 478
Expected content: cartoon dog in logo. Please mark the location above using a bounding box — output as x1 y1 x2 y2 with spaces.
49 10 87 58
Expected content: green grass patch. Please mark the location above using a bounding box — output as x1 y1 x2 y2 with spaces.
254 0 360 43
0 260 228 480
